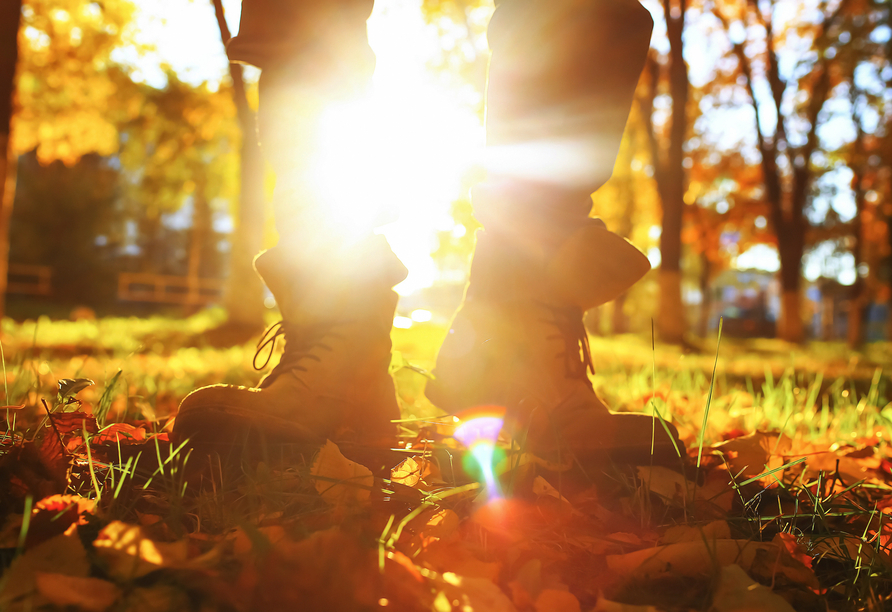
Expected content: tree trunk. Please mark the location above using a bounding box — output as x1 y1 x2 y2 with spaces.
847 296 863 348
847 90 867 349
658 269 686 341
610 137 635 337
212 0 267 329
225 137 267 326
0 0 22 322
648 0 689 345
777 239 804 342
612 292 628 335
777 291 804 342
713 3 841 345
187 191 211 307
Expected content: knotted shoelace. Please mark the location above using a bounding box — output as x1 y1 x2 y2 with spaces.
541 304 595 384
253 320 337 388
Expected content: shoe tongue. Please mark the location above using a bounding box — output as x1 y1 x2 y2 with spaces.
257 236 406 323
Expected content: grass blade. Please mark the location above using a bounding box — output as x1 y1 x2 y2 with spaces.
735 456 807 488
697 317 723 469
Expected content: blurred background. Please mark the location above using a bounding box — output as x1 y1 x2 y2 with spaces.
1 0 891 348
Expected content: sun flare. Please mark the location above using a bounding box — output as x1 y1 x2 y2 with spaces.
364 1 486 295
128 0 488 297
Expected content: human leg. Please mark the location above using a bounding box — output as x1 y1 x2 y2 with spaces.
173 0 406 448
428 0 681 462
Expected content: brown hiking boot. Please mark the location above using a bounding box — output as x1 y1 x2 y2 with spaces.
172 236 407 449
427 0 680 464
428 221 682 463
173 0 404 452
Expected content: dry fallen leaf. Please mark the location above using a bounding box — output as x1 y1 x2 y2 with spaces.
607 532 644 546
532 476 576 511
697 468 736 512
310 440 374 506
508 558 542 609
49 411 98 436
232 525 287 555
0 531 89 606
417 540 502 581
712 432 792 480
810 534 889 566
392 456 425 487
118 585 192 612
535 589 581 612
93 521 189 580
660 520 731 545
606 539 818 589
252 528 432 611
437 572 518 612
93 422 148 445
26 494 96 547
34 573 121 612
593 597 661 612
773 532 812 569
637 466 691 502
711 564 796 612
35 426 70 487
422 508 460 541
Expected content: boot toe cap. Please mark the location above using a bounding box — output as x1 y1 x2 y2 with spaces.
172 384 321 449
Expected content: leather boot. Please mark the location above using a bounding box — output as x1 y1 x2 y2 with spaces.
173 236 407 448
428 220 682 463
428 0 680 464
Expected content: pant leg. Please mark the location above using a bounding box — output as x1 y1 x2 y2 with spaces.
229 0 381 247
477 0 653 244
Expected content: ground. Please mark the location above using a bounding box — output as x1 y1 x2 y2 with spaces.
0 309 891 611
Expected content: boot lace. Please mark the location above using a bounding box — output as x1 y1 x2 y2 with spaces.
253 320 339 388
542 305 595 385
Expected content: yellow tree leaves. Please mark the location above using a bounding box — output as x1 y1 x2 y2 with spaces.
12 0 240 221
116 73 239 217
13 0 139 165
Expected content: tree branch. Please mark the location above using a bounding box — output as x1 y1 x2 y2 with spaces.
211 0 255 138
712 1 784 230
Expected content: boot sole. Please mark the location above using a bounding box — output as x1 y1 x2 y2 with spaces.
172 402 323 450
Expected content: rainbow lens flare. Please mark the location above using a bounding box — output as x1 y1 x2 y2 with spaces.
453 406 506 500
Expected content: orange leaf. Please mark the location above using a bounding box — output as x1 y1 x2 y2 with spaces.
535 589 580 612
774 532 812 570
392 456 424 487
27 495 96 548
93 423 147 445
35 573 120 612
36 428 69 486
49 411 98 436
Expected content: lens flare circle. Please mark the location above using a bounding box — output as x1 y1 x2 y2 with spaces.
453 406 507 500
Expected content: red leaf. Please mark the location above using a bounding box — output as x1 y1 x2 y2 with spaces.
26 495 96 548
49 411 98 436
36 428 70 486
774 532 813 569
721 428 748 441
92 423 147 445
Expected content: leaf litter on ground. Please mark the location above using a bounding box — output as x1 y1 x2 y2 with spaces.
1 317 892 610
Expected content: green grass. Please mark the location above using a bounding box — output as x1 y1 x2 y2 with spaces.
2 313 892 610
1 311 889 447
